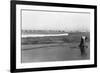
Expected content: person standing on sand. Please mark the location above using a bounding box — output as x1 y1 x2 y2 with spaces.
79 36 88 56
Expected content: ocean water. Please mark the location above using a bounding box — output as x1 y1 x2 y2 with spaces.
22 33 69 37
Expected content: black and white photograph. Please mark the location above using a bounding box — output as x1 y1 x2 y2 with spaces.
21 9 90 63
11 1 97 72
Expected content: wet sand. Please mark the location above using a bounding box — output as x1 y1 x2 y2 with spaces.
21 43 90 63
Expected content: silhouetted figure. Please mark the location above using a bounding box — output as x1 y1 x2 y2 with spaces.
79 36 88 56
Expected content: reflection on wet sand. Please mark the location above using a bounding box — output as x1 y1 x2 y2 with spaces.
22 43 90 63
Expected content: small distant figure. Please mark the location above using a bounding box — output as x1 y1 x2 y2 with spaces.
79 36 88 56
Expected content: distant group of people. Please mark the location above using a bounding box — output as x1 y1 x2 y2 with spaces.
79 36 88 56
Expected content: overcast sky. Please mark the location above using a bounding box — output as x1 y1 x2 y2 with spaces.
22 10 90 32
